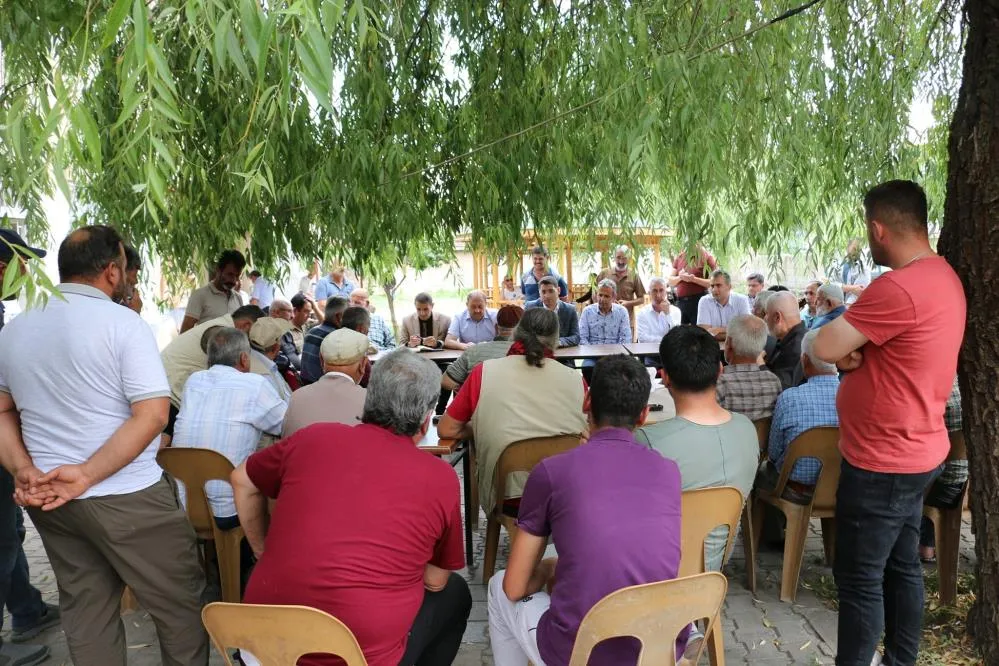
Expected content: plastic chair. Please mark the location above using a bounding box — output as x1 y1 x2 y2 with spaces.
568 572 728 666
742 417 771 594
202 602 367 665
679 486 743 666
751 427 841 602
482 434 582 583
157 448 244 603
923 431 969 605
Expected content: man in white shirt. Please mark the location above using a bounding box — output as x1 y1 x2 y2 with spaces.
248 270 275 309
248 318 294 403
0 226 208 665
636 277 681 343
696 270 751 341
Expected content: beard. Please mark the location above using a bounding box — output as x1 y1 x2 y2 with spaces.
111 278 128 303
816 305 830 317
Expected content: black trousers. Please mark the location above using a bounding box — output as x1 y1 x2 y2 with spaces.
676 294 705 325
399 573 472 666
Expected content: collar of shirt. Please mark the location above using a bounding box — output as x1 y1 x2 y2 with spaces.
804 374 840 386
585 427 641 447
207 282 235 298
251 349 276 370
725 363 764 374
321 371 358 385
57 282 112 301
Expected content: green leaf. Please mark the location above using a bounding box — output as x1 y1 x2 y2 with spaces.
1 257 20 300
226 24 251 81
213 9 233 74
131 0 147 58
71 105 102 169
152 136 177 170
102 0 132 49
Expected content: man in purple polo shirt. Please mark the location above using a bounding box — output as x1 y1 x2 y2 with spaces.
487 354 685 665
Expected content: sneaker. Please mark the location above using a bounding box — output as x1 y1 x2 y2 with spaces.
0 642 50 666
11 603 61 643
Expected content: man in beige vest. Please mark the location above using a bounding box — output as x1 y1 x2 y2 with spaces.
438 308 586 510
282 328 370 437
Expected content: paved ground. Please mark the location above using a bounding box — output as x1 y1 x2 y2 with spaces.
8 482 976 665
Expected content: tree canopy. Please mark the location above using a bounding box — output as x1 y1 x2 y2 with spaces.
0 0 964 279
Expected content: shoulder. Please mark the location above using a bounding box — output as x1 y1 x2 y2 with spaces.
525 299 541 308
731 293 750 305
612 303 628 315
435 311 451 323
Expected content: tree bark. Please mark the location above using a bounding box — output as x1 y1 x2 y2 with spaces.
938 0 999 661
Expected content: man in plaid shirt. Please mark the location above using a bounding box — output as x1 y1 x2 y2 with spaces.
716 315 783 421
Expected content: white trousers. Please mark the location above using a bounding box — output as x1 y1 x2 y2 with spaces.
488 571 550 666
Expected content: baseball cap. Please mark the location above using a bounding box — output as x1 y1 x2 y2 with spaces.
0 229 46 264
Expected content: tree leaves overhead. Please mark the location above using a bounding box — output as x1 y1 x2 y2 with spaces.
0 0 963 279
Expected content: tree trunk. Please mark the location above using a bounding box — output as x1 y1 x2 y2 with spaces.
938 0 999 661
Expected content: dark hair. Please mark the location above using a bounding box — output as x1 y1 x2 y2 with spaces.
57 225 124 282
659 326 721 392
710 269 731 284
414 292 434 305
863 180 928 232
538 275 559 290
341 306 371 332
766 285 790 292
746 272 764 284
249 269 262 278
123 244 142 272
531 245 549 257
216 249 247 272
324 296 349 325
291 293 307 310
513 308 559 367
589 355 652 428
231 304 265 323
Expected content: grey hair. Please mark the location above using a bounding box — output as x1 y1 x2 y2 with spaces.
746 272 765 284
597 278 618 294
270 298 292 313
802 329 837 374
649 276 667 289
817 282 845 304
711 269 732 285
466 290 487 303
362 349 442 436
614 245 630 255
206 327 250 368
753 290 773 318
726 315 768 358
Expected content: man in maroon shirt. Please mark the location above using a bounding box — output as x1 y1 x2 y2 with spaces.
814 181 966 666
231 350 471 666
668 244 719 324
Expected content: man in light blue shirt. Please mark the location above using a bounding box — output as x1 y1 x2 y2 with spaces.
524 276 580 347
579 279 632 346
521 245 569 301
445 291 498 350
314 265 355 306
696 270 751 340
248 270 274 309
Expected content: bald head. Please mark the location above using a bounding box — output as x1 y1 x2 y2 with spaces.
466 290 488 321
269 299 293 320
765 291 802 340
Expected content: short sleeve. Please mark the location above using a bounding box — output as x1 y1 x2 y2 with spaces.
245 435 292 499
185 289 205 322
633 274 646 298
444 353 470 384
447 315 461 338
843 276 915 346
558 277 569 297
119 317 171 403
430 474 466 571
250 281 263 300
445 364 483 422
516 462 554 537
704 250 719 271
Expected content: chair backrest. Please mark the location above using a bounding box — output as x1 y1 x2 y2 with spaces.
202 602 367 665
568 572 728 666
753 417 772 456
157 448 236 536
775 427 841 512
493 434 581 511
678 486 744 577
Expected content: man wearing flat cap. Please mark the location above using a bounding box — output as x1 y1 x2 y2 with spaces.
0 229 46 334
248 317 294 402
282 328 371 437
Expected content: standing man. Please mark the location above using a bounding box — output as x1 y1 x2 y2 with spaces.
181 249 246 332
696 270 751 341
636 277 679 343
314 264 354 309
814 181 965 666
520 246 568 302
801 280 822 328
669 244 719 325
524 276 580 347
0 226 208 665
401 293 451 349
248 270 274 309
764 291 808 390
445 291 498 350
349 289 395 351
596 245 647 326
746 272 766 310
838 238 872 305
120 244 143 314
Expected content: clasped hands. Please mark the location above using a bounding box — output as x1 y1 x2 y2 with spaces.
13 464 92 511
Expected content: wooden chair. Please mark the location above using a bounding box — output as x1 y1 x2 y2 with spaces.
751 427 841 602
202 602 367 665
568 572 728 666
157 448 244 603
741 417 771 594
923 431 969 605
482 434 582 583
680 486 744 666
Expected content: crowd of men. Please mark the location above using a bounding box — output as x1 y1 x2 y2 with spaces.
0 178 968 666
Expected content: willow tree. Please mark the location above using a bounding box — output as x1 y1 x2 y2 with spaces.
2 0 995 657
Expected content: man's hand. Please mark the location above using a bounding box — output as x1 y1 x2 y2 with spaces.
836 350 864 372
408 335 422 348
13 465 56 508
33 464 94 511
421 336 437 348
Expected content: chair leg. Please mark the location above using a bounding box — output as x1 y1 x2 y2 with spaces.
483 516 500 584
779 504 811 603
936 510 961 606
741 500 757 594
706 613 726 666
216 530 243 603
820 517 836 568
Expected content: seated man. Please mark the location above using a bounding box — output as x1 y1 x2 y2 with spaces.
232 351 472 666
579 279 632 379
636 277 681 343
248 317 293 402
401 292 451 349
810 283 847 329
300 296 349 384
341 306 374 387
488 354 685 665
757 329 840 502
350 289 395 351
524 276 580 347
267 299 298 372
716 315 783 421
438 308 587 514
441 305 523 391
696 270 751 341
282 328 370 437
764 290 808 389
921 377 966 561
284 293 313 366
635 325 758 572
445 290 498 350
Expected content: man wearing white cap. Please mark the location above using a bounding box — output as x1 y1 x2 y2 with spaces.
248 318 293 402
282 328 370 437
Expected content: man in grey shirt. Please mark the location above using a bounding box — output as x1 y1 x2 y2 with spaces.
441 305 524 391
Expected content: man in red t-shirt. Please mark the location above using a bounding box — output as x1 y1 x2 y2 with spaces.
668 244 718 324
230 350 471 666
814 180 966 666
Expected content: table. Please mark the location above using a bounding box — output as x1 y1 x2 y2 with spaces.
370 348 461 363
623 342 661 357
418 426 476 566
553 344 628 360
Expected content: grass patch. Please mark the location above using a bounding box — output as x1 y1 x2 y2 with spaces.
802 569 981 665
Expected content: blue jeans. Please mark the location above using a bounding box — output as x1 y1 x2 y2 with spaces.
833 460 938 666
0 468 48 634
